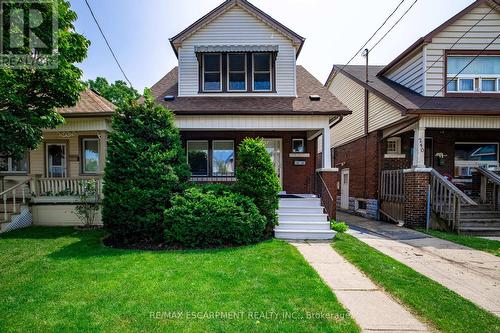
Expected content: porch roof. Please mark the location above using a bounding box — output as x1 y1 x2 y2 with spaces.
57 89 116 117
328 65 500 116
150 66 351 116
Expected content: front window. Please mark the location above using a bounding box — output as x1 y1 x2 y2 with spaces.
212 140 235 176
292 139 305 153
0 152 28 173
253 53 272 91
82 138 100 174
446 55 500 93
187 141 209 176
203 54 222 92
227 54 246 91
386 138 401 154
455 143 499 178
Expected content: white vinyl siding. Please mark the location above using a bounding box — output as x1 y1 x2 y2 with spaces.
385 51 424 94
178 6 297 97
328 72 365 147
425 2 500 96
367 92 404 132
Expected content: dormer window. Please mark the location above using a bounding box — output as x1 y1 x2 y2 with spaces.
446 54 500 94
227 54 247 91
253 53 272 91
203 53 222 92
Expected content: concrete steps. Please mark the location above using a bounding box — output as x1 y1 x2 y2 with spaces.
274 197 336 240
458 206 500 236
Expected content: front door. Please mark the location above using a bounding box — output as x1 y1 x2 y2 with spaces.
341 169 349 210
46 143 67 178
264 138 282 187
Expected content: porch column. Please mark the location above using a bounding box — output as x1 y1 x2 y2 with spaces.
98 131 108 176
322 126 332 168
412 124 426 168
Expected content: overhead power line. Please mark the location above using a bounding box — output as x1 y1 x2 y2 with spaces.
84 0 134 88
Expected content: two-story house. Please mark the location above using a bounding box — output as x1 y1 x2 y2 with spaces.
326 0 500 235
149 0 351 239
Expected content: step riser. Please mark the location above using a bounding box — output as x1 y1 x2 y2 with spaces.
279 199 321 207
461 214 500 219
275 231 335 240
276 223 331 231
278 207 325 214
279 214 328 223
459 230 500 237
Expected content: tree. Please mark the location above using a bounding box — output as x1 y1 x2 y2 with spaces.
102 90 191 245
0 0 90 159
87 77 140 107
235 138 281 238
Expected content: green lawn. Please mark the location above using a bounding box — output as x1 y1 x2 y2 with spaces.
418 229 500 256
332 233 500 333
0 227 358 333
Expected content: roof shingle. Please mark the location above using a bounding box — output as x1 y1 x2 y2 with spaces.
57 89 116 116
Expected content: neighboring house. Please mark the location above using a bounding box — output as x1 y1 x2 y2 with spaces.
326 0 500 235
0 89 115 231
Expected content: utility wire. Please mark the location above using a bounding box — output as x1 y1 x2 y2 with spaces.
419 31 500 108
369 0 419 52
84 0 134 88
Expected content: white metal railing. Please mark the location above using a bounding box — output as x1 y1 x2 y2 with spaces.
31 177 103 197
0 178 30 222
430 169 477 231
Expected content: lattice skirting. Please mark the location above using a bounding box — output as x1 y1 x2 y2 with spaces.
1 207 33 234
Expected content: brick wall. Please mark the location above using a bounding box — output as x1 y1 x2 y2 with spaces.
403 171 430 228
181 131 318 194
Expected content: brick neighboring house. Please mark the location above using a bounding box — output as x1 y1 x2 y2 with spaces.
148 0 351 239
326 0 500 235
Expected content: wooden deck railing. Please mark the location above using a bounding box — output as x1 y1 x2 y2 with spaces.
430 169 477 232
31 177 103 197
0 178 30 222
476 167 500 210
380 170 405 223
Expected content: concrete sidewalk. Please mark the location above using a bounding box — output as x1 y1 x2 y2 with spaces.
291 241 430 333
338 211 500 317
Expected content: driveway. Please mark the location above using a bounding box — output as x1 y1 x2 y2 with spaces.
338 211 500 317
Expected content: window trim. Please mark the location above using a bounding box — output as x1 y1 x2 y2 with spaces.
202 53 223 92
386 137 401 155
292 138 306 153
227 53 247 92
211 140 235 176
252 52 273 92
0 153 29 174
81 137 100 175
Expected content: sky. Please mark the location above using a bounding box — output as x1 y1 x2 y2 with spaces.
70 0 474 92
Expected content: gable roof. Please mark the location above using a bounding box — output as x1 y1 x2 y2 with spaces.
57 89 116 117
169 0 305 57
149 65 350 116
331 64 500 115
378 0 500 76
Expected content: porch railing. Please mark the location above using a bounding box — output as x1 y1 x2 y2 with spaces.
476 167 500 210
1 178 30 222
380 170 405 223
313 172 335 219
31 177 103 197
430 169 477 232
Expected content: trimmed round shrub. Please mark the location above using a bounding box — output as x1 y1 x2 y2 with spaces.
102 91 190 245
164 187 266 248
235 138 280 237
331 221 348 233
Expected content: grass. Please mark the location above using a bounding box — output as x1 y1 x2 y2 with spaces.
0 227 359 333
418 228 500 256
332 233 500 333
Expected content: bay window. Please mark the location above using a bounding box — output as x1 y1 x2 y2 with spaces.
203 54 222 92
446 55 500 93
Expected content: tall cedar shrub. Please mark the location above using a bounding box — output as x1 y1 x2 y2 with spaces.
102 91 190 245
235 138 281 237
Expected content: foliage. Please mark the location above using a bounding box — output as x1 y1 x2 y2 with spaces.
164 187 266 248
333 233 500 333
190 182 234 195
0 0 90 159
331 221 349 233
235 138 280 237
73 180 100 227
102 91 190 245
86 77 140 107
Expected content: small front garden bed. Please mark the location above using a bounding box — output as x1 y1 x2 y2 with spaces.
0 227 359 332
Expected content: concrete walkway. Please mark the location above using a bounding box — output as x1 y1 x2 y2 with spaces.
291 241 431 332
338 211 500 317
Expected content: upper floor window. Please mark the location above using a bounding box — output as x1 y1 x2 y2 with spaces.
227 54 246 91
203 54 222 92
446 55 500 94
253 53 272 91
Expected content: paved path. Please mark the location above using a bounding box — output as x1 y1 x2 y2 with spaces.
291 241 431 332
338 211 500 317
